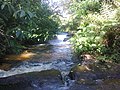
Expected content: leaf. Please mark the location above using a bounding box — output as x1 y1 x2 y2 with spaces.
9 40 15 47
27 11 33 18
13 10 21 18
1 2 7 10
9 4 16 12
20 10 25 18
7 4 13 15
16 30 21 38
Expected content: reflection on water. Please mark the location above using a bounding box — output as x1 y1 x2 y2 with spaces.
0 32 74 77
4 51 36 61
0 33 120 90
49 32 70 46
57 34 67 41
0 32 76 90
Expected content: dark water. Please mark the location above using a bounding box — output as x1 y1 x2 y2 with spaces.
0 32 74 78
1 32 120 90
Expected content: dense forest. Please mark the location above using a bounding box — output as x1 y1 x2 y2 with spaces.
0 0 120 63
62 0 120 63
0 0 59 57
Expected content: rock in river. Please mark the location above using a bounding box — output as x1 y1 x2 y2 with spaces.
68 62 120 90
0 69 63 90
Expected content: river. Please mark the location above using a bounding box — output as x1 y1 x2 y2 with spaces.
0 32 75 77
0 32 120 90
0 32 77 90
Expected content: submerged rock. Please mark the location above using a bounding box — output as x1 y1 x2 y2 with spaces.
0 69 63 90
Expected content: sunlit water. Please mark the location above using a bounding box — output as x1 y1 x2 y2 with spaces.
0 32 76 90
0 32 74 77
1 33 120 90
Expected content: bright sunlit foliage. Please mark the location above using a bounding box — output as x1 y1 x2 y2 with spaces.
64 0 120 62
0 0 59 56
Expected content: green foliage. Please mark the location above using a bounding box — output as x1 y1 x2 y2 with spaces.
70 13 105 55
0 0 59 56
69 0 104 55
70 0 101 15
115 7 120 22
64 0 102 32
100 24 120 62
68 0 120 62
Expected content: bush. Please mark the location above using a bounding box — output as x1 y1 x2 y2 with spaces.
0 0 59 56
70 13 105 55
70 0 120 62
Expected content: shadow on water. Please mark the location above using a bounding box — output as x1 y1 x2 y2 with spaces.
0 32 76 90
0 32 75 75
0 32 120 90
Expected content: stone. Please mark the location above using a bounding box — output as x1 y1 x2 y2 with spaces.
0 69 63 90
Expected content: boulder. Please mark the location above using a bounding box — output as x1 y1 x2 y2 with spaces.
68 62 120 85
68 63 120 90
0 69 63 90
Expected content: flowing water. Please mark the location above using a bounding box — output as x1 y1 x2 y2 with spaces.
0 32 75 77
0 32 76 90
1 32 120 90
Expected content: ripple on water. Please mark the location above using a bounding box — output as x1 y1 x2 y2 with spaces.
0 32 75 90
0 59 74 78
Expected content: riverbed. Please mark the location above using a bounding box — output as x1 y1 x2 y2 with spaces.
0 32 120 90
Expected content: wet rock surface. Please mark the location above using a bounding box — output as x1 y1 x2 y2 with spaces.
0 69 63 90
68 59 120 90
0 32 120 90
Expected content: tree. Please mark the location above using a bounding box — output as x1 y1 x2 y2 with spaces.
63 0 120 62
0 0 59 56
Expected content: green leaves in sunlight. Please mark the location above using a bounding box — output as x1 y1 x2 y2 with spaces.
67 0 120 62
0 0 59 56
